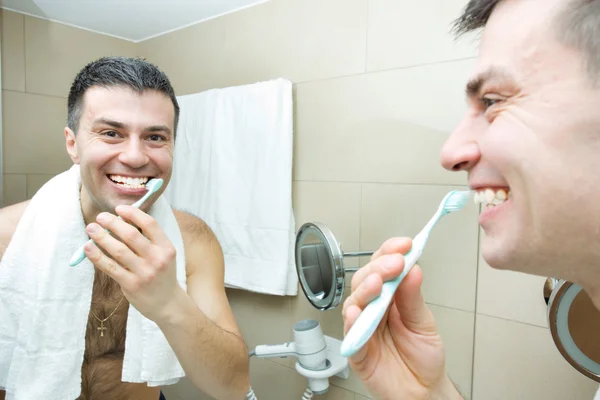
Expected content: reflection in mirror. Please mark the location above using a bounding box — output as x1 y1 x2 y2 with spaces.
299 235 333 298
295 222 373 311
546 279 600 382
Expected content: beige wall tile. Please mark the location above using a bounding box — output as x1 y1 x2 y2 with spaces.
293 181 362 271
26 174 55 198
226 288 292 350
429 305 474 398
367 0 477 72
2 174 27 206
360 184 479 312
3 91 71 174
294 59 474 185
477 242 549 327
24 15 136 97
472 315 599 400
138 0 367 95
1 10 25 91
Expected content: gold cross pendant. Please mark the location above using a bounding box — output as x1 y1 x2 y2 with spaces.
97 320 107 337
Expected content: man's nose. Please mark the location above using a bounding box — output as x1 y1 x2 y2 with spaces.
440 114 481 172
118 139 149 168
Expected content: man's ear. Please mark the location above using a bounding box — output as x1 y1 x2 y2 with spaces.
65 127 79 164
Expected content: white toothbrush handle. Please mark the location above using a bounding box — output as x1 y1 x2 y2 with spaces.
339 241 424 357
69 179 162 267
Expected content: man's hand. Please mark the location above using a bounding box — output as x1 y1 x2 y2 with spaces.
342 237 462 400
84 205 182 322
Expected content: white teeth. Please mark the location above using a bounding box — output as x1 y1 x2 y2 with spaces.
109 175 149 188
474 188 511 206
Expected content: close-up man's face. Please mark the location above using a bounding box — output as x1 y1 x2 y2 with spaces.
66 85 176 215
441 0 600 281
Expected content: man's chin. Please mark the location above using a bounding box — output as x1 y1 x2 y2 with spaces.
481 236 516 271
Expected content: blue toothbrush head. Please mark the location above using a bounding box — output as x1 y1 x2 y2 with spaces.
145 178 164 193
440 190 473 215
130 178 164 209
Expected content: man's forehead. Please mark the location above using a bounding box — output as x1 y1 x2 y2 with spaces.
81 86 174 119
471 0 569 85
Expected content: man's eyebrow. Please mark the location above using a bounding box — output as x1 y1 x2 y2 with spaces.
146 125 172 135
466 68 516 99
92 118 126 129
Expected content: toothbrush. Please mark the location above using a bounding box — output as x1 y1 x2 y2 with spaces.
69 178 164 267
339 190 473 358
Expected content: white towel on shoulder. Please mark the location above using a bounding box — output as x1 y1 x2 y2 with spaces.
0 165 186 400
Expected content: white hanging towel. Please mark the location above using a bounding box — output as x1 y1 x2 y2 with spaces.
166 78 297 296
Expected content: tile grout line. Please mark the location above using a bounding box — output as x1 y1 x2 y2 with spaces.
476 312 548 330
364 0 370 73
2 88 67 100
23 13 27 93
293 180 468 187
358 183 363 256
295 56 477 87
470 220 481 400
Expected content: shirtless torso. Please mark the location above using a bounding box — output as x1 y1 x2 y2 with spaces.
0 201 209 400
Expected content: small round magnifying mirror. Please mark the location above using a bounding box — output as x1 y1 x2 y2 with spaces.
295 222 373 311
545 278 600 382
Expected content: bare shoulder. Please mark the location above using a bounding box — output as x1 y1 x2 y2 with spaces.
172 210 224 276
172 210 220 248
0 200 31 258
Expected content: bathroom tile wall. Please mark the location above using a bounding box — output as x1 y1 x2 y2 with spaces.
3 1 599 398
0 9 136 207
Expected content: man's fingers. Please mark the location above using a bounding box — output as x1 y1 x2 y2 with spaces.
115 205 171 248
86 221 142 273
95 212 152 257
343 274 383 319
83 240 133 285
370 237 412 261
351 253 405 293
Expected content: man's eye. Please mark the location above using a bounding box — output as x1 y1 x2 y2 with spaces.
482 97 501 109
103 130 120 137
148 135 165 142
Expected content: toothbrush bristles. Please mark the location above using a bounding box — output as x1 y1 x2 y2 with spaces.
444 190 473 211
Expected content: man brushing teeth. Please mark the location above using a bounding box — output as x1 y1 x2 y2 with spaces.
0 57 250 400
342 0 600 398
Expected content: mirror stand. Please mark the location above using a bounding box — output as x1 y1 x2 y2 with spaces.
294 222 373 311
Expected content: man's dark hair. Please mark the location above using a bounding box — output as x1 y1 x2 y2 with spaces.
67 56 180 135
452 0 600 81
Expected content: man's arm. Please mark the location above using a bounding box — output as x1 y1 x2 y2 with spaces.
83 207 250 399
158 211 249 400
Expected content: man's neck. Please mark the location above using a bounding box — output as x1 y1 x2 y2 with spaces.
79 188 103 227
